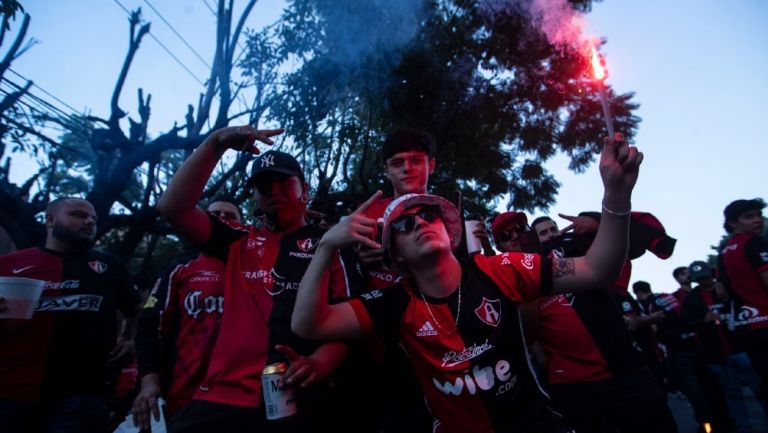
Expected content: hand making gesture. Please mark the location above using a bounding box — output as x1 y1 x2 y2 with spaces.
206 125 284 155
320 191 383 251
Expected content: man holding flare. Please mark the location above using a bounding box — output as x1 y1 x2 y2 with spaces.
291 134 643 433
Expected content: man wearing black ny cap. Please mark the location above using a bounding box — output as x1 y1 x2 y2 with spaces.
718 198 768 400
157 126 351 433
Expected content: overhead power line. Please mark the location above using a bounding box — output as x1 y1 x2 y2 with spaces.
6 69 81 115
112 0 206 87
143 0 212 69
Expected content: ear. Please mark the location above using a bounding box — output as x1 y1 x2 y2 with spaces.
428 157 436 175
384 162 394 182
45 213 55 228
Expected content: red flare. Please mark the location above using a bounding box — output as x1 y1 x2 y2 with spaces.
591 46 607 81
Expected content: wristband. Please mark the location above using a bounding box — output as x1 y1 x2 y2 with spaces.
601 202 631 216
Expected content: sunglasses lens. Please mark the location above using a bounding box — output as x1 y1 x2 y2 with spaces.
391 215 415 233
418 207 441 223
391 205 442 233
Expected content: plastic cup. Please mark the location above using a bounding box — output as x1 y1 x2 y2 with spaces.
465 220 482 254
0 276 45 319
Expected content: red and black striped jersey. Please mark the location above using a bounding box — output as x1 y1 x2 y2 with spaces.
0 247 140 402
651 290 699 352
680 288 733 363
191 215 348 408
719 233 768 330
537 293 611 384
135 254 225 414
350 252 563 433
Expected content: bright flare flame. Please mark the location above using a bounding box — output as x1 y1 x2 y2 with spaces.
703 422 712 433
591 46 606 81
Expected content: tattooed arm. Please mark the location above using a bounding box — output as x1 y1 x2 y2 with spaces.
551 134 642 293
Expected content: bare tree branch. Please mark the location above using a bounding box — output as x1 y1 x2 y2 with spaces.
0 13 29 78
110 9 150 129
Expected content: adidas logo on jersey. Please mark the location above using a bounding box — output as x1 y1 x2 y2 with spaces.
417 321 438 337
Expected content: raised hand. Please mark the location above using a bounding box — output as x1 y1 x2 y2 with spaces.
207 125 285 155
558 213 599 235
320 191 383 250
599 133 643 211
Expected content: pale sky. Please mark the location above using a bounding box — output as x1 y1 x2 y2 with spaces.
7 0 768 293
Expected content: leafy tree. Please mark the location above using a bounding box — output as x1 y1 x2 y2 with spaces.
1 0 642 284
0 1 281 283
267 0 639 216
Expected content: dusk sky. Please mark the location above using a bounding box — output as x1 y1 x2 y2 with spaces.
8 0 768 293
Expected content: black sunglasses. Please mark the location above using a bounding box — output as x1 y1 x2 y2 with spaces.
390 205 442 234
496 223 528 242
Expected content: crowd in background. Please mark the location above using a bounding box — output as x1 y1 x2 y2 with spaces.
0 125 766 433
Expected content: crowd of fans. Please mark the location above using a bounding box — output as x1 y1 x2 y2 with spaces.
0 125 765 433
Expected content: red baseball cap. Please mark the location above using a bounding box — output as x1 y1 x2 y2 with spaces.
490 212 528 241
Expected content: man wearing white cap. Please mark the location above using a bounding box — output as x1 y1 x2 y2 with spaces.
292 136 642 433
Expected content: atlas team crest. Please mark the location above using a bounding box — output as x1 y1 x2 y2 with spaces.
297 238 319 252
89 260 108 274
474 297 501 327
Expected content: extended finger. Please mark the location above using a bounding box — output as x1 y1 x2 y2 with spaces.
615 136 629 164
149 397 160 422
252 128 285 145
354 234 382 250
560 223 575 233
132 401 148 428
352 190 383 215
601 135 617 164
557 213 578 221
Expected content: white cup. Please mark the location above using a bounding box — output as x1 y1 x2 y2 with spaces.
465 220 482 254
0 276 46 319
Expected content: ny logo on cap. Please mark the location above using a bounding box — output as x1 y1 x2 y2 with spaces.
261 154 275 168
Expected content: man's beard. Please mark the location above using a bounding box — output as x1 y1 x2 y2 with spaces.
52 223 95 249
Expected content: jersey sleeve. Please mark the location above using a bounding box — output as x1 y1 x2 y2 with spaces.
327 251 351 302
349 286 410 341
197 213 248 261
472 253 553 302
135 263 183 378
744 235 768 273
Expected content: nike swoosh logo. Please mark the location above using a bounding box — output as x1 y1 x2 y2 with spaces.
12 266 34 274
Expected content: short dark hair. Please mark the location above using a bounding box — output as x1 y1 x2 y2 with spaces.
46 197 89 215
530 216 555 230
206 197 242 219
382 128 435 161
632 281 651 294
723 198 765 233
672 266 688 279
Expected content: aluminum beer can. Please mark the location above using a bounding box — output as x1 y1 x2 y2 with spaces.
261 362 297 420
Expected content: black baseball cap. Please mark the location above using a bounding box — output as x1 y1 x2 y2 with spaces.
247 150 305 186
723 198 765 233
